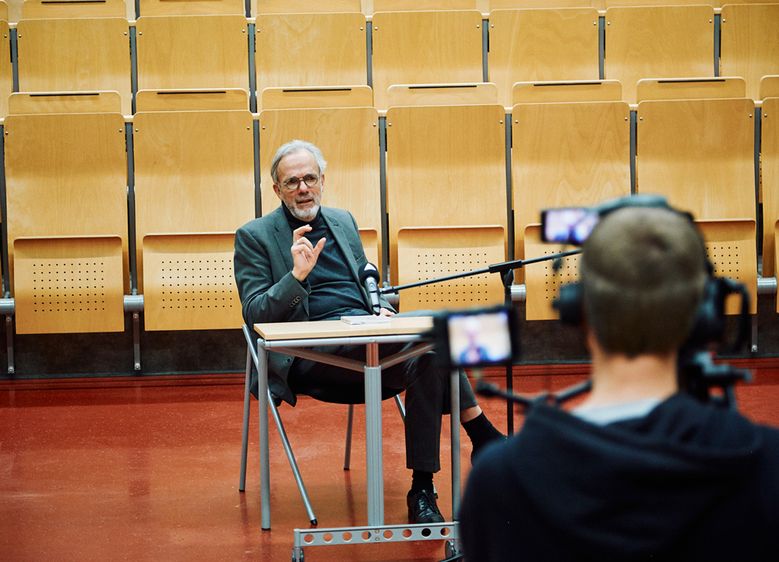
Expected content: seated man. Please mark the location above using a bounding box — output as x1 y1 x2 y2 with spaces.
460 205 779 560
234 139 503 524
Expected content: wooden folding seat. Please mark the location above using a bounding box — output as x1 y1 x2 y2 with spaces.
636 77 746 102
5 92 128 334
258 89 382 271
135 14 250 94
261 85 373 109
603 5 715 104
371 9 484 110
133 89 254 330
761 76 779 100
697 219 757 315
512 79 622 103
254 12 367 110
372 0 482 10
255 0 362 15
16 0 131 115
488 8 600 108
762 96 779 277
635 97 756 222
385 103 507 284
397 226 506 312
720 3 779 101
489 2 600 8
523 225 581 321
139 0 245 15
386 83 498 107
512 84 631 293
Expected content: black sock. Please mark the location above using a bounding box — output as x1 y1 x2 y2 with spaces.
463 413 504 454
410 470 434 494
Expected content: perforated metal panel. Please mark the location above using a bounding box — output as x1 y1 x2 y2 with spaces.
13 236 125 334
143 233 243 330
397 226 505 312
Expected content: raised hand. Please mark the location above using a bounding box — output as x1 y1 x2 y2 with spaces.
291 225 326 282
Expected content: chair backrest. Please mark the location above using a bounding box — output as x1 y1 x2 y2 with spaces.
697 219 757 315
523 224 580 321
636 77 746 102
16 10 132 115
488 8 600 109
136 15 250 93
512 99 631 279
261 85 373 109
635 97 756 221
397 225 505 312
139 0 245 15
720 3 779 101
762 97 779 277
258 103 382 269
371 10 484 110
512 79 622 103
385 83 497 107
604 5 715 104
385 103 507 283
762 76 779 100
4 92 128 333
255 12 367 111
133 90 255 329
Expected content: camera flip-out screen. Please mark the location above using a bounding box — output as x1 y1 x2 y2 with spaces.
434 306 519 369
541 207 599 246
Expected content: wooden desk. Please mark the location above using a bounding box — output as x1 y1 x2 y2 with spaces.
251 316 462 559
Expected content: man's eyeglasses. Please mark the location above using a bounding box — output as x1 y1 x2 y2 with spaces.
279 174 320 191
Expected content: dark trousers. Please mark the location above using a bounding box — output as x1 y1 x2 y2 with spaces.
288 342 478 473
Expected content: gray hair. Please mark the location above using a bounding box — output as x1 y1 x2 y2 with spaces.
269 140 328 184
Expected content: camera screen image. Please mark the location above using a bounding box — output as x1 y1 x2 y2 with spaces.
541 207 600 246
447 309 513 368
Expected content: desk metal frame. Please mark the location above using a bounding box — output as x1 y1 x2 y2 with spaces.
253 326 462 558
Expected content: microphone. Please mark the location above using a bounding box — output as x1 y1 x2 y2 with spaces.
359 263 382 315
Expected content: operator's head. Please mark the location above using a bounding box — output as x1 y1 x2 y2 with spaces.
581 206 708 358
271 140 327 222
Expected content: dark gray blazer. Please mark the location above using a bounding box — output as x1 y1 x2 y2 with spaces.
234 205 393 403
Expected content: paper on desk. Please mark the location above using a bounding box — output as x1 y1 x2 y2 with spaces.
340 315 392 325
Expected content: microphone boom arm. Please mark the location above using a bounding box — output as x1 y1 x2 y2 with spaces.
379 249 582 295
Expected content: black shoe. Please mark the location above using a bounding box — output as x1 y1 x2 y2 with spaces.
407 488 445 524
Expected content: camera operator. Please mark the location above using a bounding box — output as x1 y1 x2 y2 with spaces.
460 206 779 561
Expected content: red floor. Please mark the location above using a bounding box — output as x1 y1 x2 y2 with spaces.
1 362 778 561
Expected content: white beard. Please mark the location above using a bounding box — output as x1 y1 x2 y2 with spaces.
287 202 320 222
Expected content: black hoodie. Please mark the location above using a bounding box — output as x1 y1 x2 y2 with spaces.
460 393 779 562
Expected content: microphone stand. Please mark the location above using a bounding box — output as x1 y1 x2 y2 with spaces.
381 248 582 435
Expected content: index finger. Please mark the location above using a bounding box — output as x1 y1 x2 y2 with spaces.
292 225 312 242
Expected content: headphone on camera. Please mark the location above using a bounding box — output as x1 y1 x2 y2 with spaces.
552 196 750 353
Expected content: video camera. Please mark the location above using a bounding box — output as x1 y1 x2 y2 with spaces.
432 305 521 371
541 194 752 409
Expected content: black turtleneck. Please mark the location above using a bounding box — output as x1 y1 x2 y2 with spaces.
282 205 369 321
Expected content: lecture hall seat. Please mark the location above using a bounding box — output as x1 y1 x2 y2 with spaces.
133 89 254 330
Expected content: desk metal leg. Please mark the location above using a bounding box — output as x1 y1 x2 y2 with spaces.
450 369 461 519
257 342 271 530
364 342 384 526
